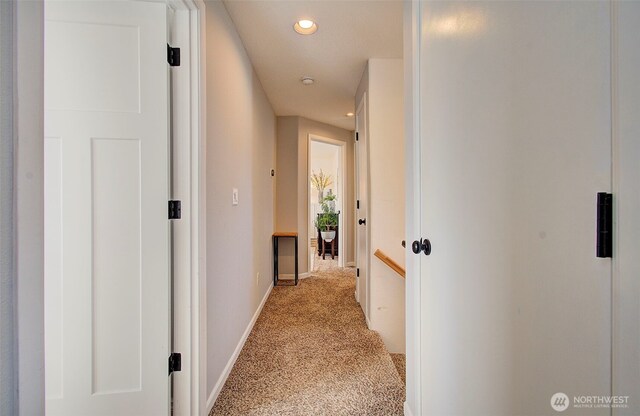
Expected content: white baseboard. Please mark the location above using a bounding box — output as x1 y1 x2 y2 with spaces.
277 272 310 280
404 401 414 416
206 284 273 412
365 314 372 329
346 261 356 267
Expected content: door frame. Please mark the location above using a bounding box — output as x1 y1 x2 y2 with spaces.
354 92 371 325
404 2 422 415
611 1 640 412
14 2 45 414
308 134 346 269
14 1 207 415
166 1 206 415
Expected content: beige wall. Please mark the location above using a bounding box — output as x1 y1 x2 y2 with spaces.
356 61 369 133
275 117 299 232
204 0 276 406
309 141 340 207
274 116 299 273
275 116 355 274
0 1 16 413
356 59 405 353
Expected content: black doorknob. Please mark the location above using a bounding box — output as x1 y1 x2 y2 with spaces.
421 238 431 255
412 238 431 255
412 240 421 254
358 218 366 225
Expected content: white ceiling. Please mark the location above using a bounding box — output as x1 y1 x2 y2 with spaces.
222 0 403 131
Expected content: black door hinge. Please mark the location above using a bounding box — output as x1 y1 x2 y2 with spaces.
168 352 182 375
167 44 181 67
357 268 360 277
168 200 182 219
596 192 612 258
357 200 360 209
356 132 359 142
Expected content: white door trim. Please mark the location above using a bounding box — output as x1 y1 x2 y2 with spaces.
403 1 421 415
610 1 640 413
166 0 206 415
190 3 207 415
355 92 371 322
308 134 346 269
165 1 207 415
14 2 45 414
354 99 360 303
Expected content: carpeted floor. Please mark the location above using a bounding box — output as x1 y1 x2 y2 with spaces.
210 262 405 415
311 252 339 272
390 353 406 386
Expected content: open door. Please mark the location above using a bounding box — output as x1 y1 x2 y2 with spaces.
411 1 612 415
309 135 346 269
44 1 171 414
355 94 370 322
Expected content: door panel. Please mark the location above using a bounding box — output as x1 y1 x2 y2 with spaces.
44 2 170 415
419 2 611 415
356 94 370 321
91 138 142 395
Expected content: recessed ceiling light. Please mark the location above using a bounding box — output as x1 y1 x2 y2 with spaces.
346 112 354 117
298 20 314 29
301 76 315 85
294 19 318 35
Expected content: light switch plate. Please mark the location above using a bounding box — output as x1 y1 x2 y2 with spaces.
232 188 239 206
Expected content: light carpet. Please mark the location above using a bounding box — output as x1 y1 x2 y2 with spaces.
210 263 405 415
311 253 339 273
390 353 406 386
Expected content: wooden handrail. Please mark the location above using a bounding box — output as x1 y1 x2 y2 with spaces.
374 249 405 278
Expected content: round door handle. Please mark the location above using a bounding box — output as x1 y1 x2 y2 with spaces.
421 238 431 255
412 238 432 256
358 218 366 225
412 240 421 254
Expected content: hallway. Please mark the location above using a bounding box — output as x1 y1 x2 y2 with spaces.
210 264 405 415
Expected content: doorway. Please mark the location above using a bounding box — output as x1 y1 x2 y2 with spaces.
308 135 346 271
42 1 203 415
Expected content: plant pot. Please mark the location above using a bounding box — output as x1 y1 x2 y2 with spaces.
321 230 336 242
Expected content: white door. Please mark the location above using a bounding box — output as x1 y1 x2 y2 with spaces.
416 1 611 415
44 1 171 415
355 95 370 321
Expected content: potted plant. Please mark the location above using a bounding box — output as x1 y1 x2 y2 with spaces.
315 194 338 242
310 170 333 203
